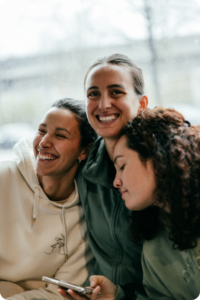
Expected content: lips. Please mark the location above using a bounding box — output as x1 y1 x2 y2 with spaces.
37 151 58 161
120 189 128 197
96 114 119 123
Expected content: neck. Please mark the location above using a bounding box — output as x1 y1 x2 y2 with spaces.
38 171 77 201
104 137 119 161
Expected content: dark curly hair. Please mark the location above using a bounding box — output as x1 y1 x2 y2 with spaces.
52 98 98 149
120 107 200 251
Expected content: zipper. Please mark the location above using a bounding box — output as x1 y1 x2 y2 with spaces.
83 172 125 283
111 189 124 283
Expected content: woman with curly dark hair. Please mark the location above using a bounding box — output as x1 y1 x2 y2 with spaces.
112 107 200 300
64 107 200 300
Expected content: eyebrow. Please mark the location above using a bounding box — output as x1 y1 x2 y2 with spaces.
113 155 123 164
39 124 71 135
87 84 125 92
56 127 71 135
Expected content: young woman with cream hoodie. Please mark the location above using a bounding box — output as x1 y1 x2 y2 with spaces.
0 98 97 300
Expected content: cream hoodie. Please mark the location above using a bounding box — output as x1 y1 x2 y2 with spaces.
0 138 94 300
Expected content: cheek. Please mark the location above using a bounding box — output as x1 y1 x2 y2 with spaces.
33 136 40 157
61 142 81 157
125 96 140 117
119 101 137 119
86 100 93 113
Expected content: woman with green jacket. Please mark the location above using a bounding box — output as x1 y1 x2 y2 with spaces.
59 54 149 300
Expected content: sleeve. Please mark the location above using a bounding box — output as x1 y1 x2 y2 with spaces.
114 286 126 300
142 251 175 300
115 284 149 300
7 236 95 300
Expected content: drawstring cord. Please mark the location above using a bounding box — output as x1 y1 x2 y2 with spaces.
33 187 40 224
61 207 68 261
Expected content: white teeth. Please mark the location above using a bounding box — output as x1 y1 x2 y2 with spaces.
38 154 56 160
99 115 118 122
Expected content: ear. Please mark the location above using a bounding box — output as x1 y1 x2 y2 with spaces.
78 142 93 161
139 95 148 111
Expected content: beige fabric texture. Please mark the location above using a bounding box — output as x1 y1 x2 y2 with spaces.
0 281 25 298
0 138 94 300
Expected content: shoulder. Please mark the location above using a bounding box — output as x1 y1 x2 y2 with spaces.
0 159 19 177
142 226 173 263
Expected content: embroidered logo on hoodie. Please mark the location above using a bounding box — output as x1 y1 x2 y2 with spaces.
45 234 65 255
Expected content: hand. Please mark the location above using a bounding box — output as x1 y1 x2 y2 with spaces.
58 285 100 300
58 275 117 300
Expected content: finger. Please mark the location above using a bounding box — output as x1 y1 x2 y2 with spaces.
89 276 105 287
67 289 88 300
90 286 101 300
58 288 73 299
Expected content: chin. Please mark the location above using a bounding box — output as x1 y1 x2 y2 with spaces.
124 200 145 211
36 167 49 177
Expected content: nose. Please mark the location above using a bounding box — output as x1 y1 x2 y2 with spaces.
113 176 122 189
39 134 53 149
98 94 112 111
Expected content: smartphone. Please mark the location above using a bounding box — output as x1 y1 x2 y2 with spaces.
42 276 95 295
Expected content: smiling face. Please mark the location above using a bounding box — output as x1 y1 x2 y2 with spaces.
33 107 84 179
85 64 147 140
113 135 156 211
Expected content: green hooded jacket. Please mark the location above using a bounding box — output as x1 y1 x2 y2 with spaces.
76 138 148 299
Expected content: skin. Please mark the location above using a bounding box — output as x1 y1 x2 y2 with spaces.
85 63 148 160
113 135 156 210
58 64 149 298
58 276 116 300
33 107 88 201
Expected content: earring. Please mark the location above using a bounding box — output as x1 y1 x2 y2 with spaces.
79 159 82 163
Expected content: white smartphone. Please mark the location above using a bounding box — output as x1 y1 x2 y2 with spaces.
42 276 95 295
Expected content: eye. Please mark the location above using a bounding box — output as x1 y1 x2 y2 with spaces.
88 91 100 98
38 129 46 134
120 164 125 171
56 134 66 139
112 89 124 96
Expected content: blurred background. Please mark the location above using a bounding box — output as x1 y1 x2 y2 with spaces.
0 0 200 159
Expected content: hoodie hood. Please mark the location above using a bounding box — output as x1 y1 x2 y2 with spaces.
13 138 79 227
82 137 116 189
13 138 45 196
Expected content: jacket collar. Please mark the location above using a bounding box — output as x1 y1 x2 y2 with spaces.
82 137 116 189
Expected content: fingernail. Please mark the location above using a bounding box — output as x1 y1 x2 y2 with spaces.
91 281 95 287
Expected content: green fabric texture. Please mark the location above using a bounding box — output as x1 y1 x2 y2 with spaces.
76 137 147 299
115 286 126 300
142 226 200 300
115 286 148 300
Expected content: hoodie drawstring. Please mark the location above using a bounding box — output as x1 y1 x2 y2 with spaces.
33 187 40 224
61 207 68 261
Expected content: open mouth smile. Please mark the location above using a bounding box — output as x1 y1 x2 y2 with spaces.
38 152 58 161
96 114 119 123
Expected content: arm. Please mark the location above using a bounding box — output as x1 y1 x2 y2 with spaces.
6 237 94 300
58 276 148 300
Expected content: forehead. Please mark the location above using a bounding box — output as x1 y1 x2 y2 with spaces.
41 107 79 129
86 64 133 89
114 136 128 157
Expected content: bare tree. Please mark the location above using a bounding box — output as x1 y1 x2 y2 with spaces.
143 0 161 105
